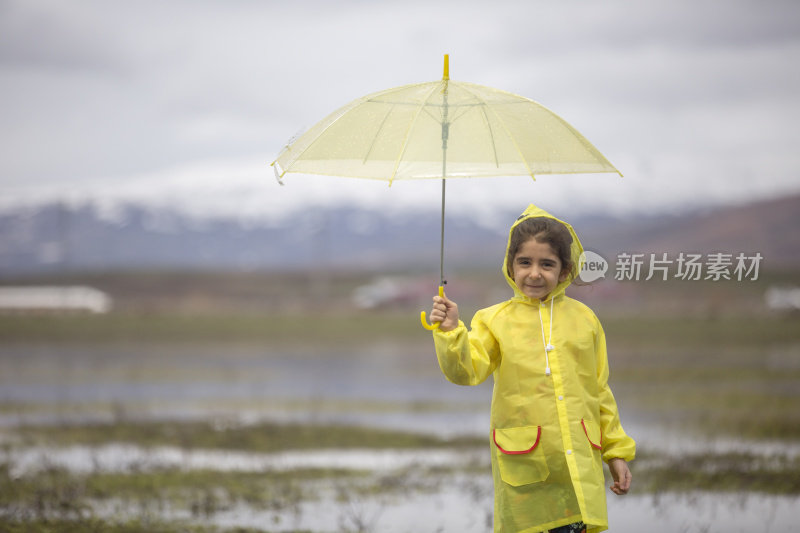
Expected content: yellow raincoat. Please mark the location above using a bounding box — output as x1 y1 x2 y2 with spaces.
433 204 635 533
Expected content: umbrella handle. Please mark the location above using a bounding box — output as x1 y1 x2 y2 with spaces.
420 285 445 331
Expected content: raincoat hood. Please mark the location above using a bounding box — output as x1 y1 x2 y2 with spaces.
502 204 585 302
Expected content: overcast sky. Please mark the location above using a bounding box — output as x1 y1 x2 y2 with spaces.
1 0 799 221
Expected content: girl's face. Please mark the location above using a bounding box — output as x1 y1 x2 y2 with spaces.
511 238 569 301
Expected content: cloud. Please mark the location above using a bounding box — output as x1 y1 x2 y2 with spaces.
0 1 124 72
0 0 799 219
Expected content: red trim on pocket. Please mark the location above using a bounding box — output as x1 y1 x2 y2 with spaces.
581 418 602 450
493 426 542 455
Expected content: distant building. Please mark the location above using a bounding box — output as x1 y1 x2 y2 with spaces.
0 286 112 314
352 276 427 310
765 286 800 312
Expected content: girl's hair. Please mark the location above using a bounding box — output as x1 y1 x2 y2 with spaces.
507 217 575 281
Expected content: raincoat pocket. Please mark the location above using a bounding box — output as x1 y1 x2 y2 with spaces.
581 418 602 450
493 426 549 486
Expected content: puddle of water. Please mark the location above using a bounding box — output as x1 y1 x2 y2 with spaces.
0 343 495 438
88 478 797 533
6 437 799 532
3 342 799 531
631 423 800 459
86 472 496 533
608 491 798 533
215 478 495 533
7 443 485 478
206 487 797 533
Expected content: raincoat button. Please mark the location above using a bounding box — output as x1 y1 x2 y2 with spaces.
566 449 572 455
558 395 564 401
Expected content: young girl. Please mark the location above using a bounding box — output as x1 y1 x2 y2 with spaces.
429 204 635 533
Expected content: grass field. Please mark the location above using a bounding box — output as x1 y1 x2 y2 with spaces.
1 270 799 531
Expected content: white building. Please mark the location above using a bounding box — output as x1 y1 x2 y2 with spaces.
0 286 112 314
765 286 800 312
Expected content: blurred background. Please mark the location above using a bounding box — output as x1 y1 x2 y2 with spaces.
1 1 799 532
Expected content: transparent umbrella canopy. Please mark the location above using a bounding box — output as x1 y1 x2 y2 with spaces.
271 55 621 329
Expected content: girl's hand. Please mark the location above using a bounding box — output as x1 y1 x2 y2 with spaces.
608 458 632 495
430 293 459 332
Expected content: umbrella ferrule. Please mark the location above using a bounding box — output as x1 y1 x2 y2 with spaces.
272 161 285 186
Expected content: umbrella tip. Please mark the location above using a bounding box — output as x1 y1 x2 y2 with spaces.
443 54 449 80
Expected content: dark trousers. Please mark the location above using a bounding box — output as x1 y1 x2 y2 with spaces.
549 522 586 533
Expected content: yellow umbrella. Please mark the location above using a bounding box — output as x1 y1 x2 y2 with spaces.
271 55 621 329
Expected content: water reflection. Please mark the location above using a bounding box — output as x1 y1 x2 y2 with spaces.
1 341 797 532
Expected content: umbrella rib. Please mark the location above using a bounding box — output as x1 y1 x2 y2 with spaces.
362 103 395 164
478 105 500 169
388 82 444 185
457 82 536 179
421 106 439 124
445 105 473 127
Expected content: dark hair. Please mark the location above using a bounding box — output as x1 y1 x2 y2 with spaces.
506 217 575 280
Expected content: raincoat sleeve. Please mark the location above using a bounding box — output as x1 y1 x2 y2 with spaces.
594 319 636 463
433 310 501 387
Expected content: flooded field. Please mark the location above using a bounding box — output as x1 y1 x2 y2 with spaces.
1 277 799 532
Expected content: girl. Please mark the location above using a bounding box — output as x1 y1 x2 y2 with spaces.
429 204 635 533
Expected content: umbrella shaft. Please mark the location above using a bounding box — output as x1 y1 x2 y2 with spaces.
439 78 449 288
440 174 446 287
